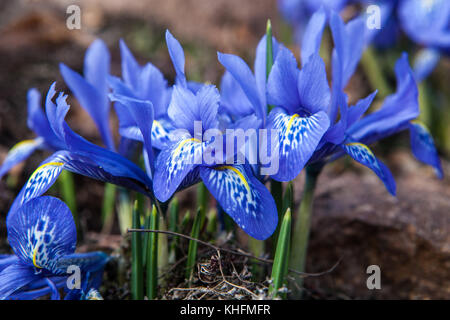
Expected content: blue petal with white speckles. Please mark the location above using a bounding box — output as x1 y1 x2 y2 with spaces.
200 164 277 240
341 142 396 196
153 138 206 202
267 108 330 181
7 197 76 274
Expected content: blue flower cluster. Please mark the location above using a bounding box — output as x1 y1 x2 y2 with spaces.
278 0 450 81
0 8 443 299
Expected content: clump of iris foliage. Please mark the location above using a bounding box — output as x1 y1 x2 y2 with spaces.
0 3 445 299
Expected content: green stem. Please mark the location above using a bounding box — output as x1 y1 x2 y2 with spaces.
269 208 291 298
58 171 79 233
289 166 320 297
131 201 143 300
146 205 159 299
101 183 116 234
186 207 203 281
248 237 265 281
360 46 391 99
197 182 208 229
418 82 431 128
117 190 132 235
168 197 179 264
270 180 283 242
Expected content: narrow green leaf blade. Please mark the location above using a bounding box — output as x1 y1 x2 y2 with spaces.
131 200 143 300
269 208 292 298
185 207 203 280
146 204 159 299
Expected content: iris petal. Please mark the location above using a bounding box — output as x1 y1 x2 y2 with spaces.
0 263 38 300
268 108 330 181
7 196 76 274
153 138 205 202
200 165 277 240
342 142 396 196
0 138 44 179
409 121 443 179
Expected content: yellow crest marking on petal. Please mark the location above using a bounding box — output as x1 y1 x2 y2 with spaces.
153 120 165 131
11 139 38 151
32 247 42 269
215 165 250 190
345 142 373 153
173 138 201 156
285 114 299 136
29 162 64 180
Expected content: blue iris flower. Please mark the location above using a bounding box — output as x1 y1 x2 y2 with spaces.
219 9 331 182
108 38 173 152
60 39 115 151
0 196 109 300
119 31 278 240
270 10 443 195
0 40 115 179
7 83 153 216
278 0 450 81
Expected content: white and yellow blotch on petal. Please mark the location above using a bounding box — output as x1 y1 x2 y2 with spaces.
200 164 278 240
208 166 256 223
22 162 64 204
342 142 396 195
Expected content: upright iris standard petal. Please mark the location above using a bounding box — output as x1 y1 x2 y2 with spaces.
166 30 187 87
267 47 300 113
342 143 396 196
330 12 366 89
220 71 255 118
268 108 330 181
409 121 443 179
109 94 154 173
60 63 115 151
168 85 219 134
348 53 419 144
218 52 264 120
60 39 114 151
153 139 205 202
84 39 110 103
7 197 76 273
199 165 278 240
0 138 44 179
0 263 38 300
27 88 62 148
119 39 141 90
109 76 172 150
297 53 331 114
300 7 327 67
